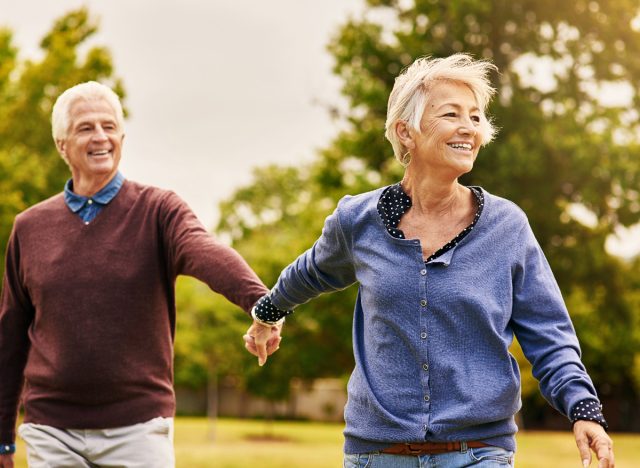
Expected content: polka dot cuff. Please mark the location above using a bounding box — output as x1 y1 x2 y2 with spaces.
252 294 292 324
570 399 607 429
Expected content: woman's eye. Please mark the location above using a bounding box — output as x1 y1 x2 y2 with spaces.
471 115 481 123
443 112 456 117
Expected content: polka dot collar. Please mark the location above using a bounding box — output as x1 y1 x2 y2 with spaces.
377 183 484 261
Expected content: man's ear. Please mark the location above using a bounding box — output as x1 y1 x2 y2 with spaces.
395 121 415 150
55 139 66 156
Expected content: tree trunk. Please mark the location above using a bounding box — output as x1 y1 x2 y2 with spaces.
206 371 218 441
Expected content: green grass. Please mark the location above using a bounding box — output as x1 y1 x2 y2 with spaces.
12 417 639 467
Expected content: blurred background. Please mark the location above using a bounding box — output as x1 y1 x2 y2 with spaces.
1 0 639 438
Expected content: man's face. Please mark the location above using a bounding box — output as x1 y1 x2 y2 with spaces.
56 98 124 187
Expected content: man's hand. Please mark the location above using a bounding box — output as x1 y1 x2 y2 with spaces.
0 454 14 468
573 420 614 467
243 320 283 366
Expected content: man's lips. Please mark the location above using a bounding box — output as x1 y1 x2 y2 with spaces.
88 149 112 157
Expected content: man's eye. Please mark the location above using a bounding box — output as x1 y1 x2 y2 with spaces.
443 112 456 117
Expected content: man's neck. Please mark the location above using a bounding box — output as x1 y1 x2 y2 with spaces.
70 173 116 196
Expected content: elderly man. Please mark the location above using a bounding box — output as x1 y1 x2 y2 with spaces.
0 81 281 467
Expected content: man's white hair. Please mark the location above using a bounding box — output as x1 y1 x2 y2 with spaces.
51 81 124 162
384 54 498 165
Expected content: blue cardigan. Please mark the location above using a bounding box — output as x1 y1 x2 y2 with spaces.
269 186 600 453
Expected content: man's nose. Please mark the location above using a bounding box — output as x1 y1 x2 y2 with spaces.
92 126 108 140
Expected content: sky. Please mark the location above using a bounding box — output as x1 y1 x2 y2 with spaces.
2 1 638 258
0 0 362 228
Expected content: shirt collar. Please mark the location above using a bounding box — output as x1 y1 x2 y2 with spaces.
64 172 125 213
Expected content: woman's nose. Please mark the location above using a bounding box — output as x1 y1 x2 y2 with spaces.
458 117 477 135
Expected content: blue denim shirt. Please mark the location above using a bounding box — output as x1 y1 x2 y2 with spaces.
64 172 125 223
268 186 600 454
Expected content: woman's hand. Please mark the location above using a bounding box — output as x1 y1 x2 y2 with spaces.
573 420 614 467
243 320 283 366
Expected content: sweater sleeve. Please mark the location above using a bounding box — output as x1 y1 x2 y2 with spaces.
0 224 34 443
158 191 268 314
510 221 600 417
270 198 357 311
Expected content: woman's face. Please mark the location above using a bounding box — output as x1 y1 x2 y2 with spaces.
410 81 482 178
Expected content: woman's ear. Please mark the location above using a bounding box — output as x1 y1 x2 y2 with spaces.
395 120 415 150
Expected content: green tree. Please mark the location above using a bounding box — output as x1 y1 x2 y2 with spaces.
216 0 640 429
0 8 125 277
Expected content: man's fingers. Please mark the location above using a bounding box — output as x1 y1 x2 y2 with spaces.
244 320 284 365
0 454 15 468
243 334 258 356
253 329 270 366
266 336 282 355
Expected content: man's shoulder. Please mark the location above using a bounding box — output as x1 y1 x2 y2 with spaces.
124 180 181 205
16 193 65 223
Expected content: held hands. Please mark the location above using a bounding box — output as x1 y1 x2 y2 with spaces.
0 454 14 468
243 320 283 366
573 420 614 467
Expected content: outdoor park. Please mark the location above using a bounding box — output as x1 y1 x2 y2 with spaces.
1 0 640 466
7 418 640 467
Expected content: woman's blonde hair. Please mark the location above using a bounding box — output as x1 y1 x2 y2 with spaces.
384 54 498 165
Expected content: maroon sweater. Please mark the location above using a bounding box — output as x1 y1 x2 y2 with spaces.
0 180 268 442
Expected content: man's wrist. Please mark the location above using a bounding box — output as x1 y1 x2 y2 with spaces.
0 443 15 455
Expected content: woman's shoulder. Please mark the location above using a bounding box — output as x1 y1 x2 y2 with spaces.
479 187 530 228
331 186 389 229
335 185 390 218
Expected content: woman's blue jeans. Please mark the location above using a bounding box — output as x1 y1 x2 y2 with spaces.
343 444 515 467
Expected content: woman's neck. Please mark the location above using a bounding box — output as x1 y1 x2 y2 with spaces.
400 170 468 217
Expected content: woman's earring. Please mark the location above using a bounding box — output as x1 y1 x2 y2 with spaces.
401 151 411 167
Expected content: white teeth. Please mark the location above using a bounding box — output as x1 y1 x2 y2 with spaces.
448 143 472 150
90 150 110 156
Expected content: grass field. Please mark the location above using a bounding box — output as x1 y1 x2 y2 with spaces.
12 417 639 467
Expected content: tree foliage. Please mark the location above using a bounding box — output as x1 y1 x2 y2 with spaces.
0 8 125 277
213 0 640 429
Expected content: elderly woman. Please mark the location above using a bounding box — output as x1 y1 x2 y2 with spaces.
245 54 614 467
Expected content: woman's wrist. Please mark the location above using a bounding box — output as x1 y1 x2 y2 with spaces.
251 294 291 326
570 399 608 430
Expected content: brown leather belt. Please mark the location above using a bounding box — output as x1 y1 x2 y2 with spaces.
381 441 490 455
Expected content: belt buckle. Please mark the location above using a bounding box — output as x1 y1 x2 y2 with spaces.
406 443 424 454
